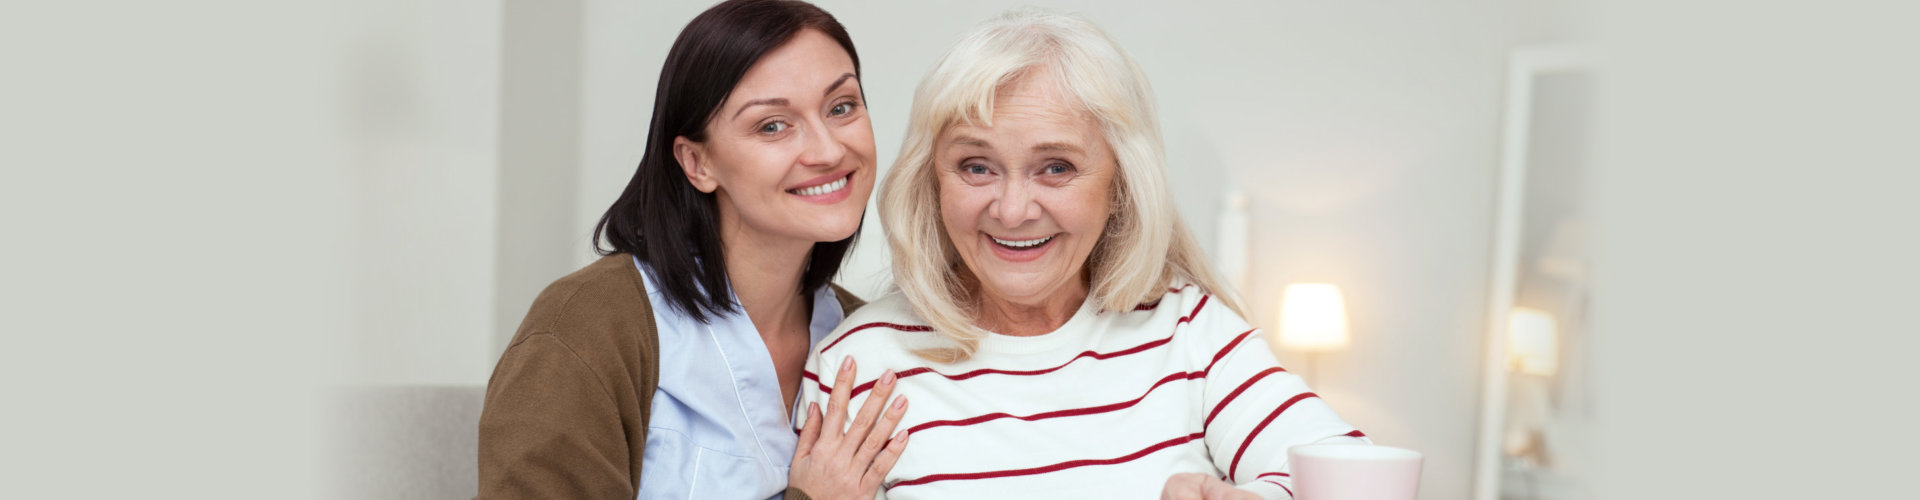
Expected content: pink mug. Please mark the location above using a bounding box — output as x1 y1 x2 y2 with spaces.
1287 444 1424 500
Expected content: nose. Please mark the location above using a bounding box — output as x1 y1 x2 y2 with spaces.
796 118 847 169
990 178 1042 227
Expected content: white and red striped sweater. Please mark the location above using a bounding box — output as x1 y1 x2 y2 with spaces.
797 284 1368 499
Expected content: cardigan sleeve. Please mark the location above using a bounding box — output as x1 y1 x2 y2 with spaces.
476 333 639 500
1191 296 1369 499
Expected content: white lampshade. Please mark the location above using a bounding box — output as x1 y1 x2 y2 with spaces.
1277 284 1350 351
1507 307 1558 376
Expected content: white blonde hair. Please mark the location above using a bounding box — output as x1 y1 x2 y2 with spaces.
879 8 1242 362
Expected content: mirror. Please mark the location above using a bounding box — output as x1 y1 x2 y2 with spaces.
1472 46 1598 500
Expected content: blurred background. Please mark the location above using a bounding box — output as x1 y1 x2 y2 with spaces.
3 1 1915 499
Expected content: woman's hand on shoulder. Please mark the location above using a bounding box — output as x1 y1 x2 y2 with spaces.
1161 473 1261 500
789 356 910 500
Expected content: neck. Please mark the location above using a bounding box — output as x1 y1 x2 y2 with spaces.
975 281 1087 337
718 204 814 340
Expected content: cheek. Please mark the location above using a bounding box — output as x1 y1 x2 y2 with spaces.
839 120 877 159
936 187 970 233
936 180 990 233
707 143 784 191
1054 186 1114 235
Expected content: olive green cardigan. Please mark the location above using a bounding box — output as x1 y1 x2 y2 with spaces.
475 253 861 499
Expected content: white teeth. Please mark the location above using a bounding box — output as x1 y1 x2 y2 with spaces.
991 235 1053 248
790 175 849 197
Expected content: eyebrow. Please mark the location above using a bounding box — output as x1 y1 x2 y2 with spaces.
730 97 789 120
947 137 1084 154
728 73 859 120
1031 142 1084 154
823 73 857 97
950 136 990 148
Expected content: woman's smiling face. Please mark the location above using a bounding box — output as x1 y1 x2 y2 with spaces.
935 69 1115 309
677 29 876 247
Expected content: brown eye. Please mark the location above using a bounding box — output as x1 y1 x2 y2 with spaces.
759 121 789 134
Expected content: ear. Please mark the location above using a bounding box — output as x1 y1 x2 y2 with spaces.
674 136 719 193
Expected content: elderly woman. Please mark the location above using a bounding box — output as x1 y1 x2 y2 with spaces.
794 9 1368 500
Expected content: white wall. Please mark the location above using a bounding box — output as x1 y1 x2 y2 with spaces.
495 0 588 355
338 0 503 387
4 1 358 496
1584 1 1920 498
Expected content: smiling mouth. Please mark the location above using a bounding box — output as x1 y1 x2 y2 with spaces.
787 172 851 197
990 234 1055 249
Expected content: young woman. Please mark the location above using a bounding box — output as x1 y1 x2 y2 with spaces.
476 1 907 498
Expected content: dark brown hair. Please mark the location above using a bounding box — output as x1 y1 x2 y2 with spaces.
592 0 862 322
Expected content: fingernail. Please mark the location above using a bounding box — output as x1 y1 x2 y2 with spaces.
809 402 819 413
892 396 907 410
840 355 853 372
898 431 909 443
880 370 896 385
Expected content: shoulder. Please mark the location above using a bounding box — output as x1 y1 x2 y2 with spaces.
1109 282 1215 326
812 292 934 359
1105 282 1252 346
485 254 655 441
507 253 656 353
827 283 866 314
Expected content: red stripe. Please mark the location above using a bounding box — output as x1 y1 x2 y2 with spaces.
1256 472 1291 479
1228 392 1320 481
890 432 1206 488
823 288 1195 351
1132 285 1197 311
1262 479 1293 496
1345 429 1367 438
1203 329 1257 375
891 327 1257 436
905 371 1205 435
1183 294 1211 324
819 322 933 353
809 294 1217 397
1203 367 1287 430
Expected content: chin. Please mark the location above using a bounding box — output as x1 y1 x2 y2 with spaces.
811 215 865 243
978 274 1055 302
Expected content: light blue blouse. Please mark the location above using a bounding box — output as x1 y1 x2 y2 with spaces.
634 256 844 500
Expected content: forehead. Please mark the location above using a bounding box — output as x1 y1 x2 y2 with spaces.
944 72 1102 147
728 29 856 98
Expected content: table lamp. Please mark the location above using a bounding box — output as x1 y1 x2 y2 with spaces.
1506 307 1558 376
1277 283 1350 384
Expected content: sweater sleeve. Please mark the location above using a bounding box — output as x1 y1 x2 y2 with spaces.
476 333 637 500
1191 297 1369 499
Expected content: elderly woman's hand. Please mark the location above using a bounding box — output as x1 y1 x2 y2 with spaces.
788 357 910 500
1160 473 1263 500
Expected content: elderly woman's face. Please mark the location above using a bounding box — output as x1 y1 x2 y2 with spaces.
935 71 1115 307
